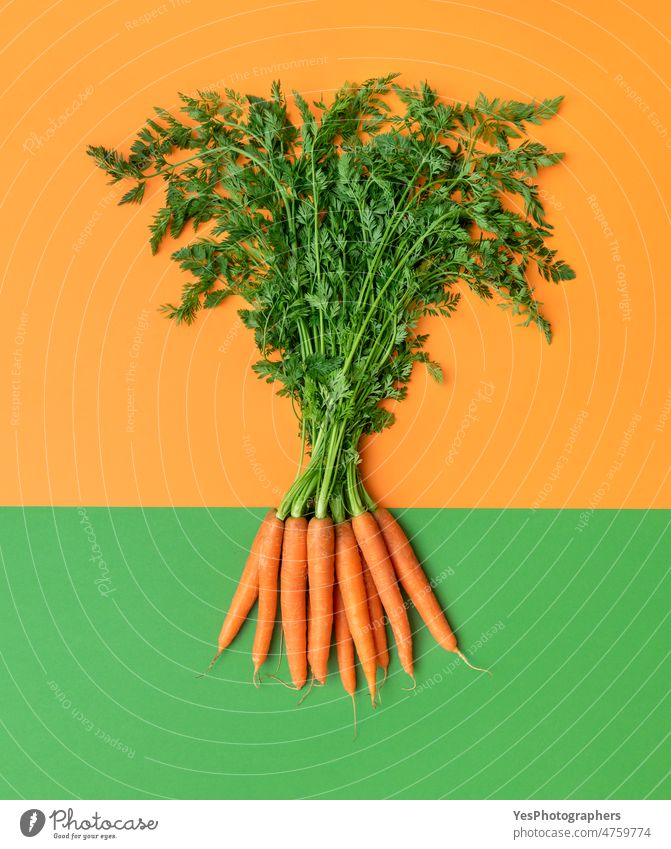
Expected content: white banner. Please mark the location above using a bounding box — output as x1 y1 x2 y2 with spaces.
0 800 668 848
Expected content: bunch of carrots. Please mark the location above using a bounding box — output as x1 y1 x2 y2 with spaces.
90 74 572 712
214 506 481 706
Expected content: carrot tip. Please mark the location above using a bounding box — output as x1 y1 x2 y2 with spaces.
298 673 315 705
273 630 285 676
269 673 299 691
456 649 492 676
373 666 387 705
401 675 417 692
197 650 222 678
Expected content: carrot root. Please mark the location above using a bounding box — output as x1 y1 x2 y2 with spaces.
251 514 284 675
455 649 492 676
269 673 300 691
373 506 458 653
281 516 308 689
273 629 285 675
197 650 223 678
335 520 377 706
306 517 335 685
353 511 413 678
298 673 315 705
217 509 276 655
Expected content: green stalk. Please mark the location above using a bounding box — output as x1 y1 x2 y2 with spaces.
277 423 327 518
330 493 346 525
297 318 313 358
315 421 347 519
353 147 435 312
357 471 377 512
342 204 459 376
290 473 318 518
145 138 299 248
310 155 326 356
345 455 365 517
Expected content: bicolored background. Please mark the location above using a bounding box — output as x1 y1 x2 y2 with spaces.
1 0 669 801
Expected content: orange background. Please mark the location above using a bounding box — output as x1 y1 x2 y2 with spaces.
1 0 669 509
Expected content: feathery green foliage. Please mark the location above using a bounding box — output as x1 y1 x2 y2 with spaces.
88 73 573 519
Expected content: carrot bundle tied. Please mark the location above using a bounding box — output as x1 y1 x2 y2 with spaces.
93 77 571 713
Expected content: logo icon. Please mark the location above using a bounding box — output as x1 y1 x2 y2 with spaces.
20 809 46 837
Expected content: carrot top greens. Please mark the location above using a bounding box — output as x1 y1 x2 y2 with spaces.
89 73 573 520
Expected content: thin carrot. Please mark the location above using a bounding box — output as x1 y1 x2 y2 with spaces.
251 513 284 679
373 506 456 651
362 559 389 677
306 596 314 674
306 516 335 684
334 584 356 696
280 516 308 689
335 521 377 705
214 509 274 661
353 511 414 679
335 583 358 737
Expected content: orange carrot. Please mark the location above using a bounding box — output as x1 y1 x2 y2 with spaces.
306 596 313 672
335 521 377 705
353 511 413 679
251 513 284 678
374 506 457 651
215 509 274 658
306 516 335 684
334 584 356 696
362 560 389 676
280 516 308 689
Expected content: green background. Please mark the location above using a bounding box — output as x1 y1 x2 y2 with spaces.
1 507 669 800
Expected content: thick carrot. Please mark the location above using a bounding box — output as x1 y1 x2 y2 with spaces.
335 521 377 705
334 584 356 696
251 513 284 677
374 506 457 652
306 516 335 684
216 509 274 657
353 511 413 679
280 516 308 689
362 560 389 675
